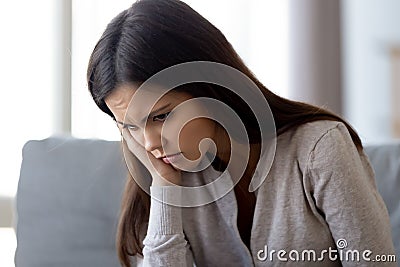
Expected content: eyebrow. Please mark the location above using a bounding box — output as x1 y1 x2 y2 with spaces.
117 103 172 127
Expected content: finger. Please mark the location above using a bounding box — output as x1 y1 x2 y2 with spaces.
121 129 146 158
121 129 153 169
121 128 179 183
121 140 153 187
121 129 137 150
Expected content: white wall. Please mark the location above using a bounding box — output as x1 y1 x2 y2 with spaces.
288 0 342 115
0 0 60 197
0 1 64 265
342 0 400 144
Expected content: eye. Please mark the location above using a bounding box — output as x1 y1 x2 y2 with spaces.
124 124 139 132
153 112 171 122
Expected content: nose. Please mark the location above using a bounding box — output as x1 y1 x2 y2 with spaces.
143 128 163 153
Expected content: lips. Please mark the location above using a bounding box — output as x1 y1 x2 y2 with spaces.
161 152 182 164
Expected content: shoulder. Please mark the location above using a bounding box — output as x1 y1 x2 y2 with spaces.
275 120 359 170
277 120 351 152
280 120 347 146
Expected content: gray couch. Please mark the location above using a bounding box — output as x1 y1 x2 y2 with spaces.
15 136 400 266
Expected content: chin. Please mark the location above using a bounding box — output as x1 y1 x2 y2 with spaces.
172 153 211 172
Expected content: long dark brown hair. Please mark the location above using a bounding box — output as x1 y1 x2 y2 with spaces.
87 0 362 266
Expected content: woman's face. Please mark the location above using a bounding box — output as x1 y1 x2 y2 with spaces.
105 83 218 171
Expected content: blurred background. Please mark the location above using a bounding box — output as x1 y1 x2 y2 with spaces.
0 0 399 266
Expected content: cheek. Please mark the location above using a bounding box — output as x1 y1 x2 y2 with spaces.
178 118 215 156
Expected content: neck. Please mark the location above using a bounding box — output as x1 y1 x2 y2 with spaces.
214 130 261 191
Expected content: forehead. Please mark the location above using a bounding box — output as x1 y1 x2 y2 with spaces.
106 83 192 102
105 83 192 121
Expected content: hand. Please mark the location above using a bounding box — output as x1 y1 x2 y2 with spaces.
121 129 182 187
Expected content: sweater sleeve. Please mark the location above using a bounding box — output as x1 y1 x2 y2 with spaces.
306 123 397 266
137 186 195 267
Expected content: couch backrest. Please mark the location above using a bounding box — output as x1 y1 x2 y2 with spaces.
15 136 400 266
15 136 130 267
364 142 400 260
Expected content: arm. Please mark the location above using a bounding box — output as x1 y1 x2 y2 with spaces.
307 123 396 266
120 130 194 266
136 186 194 267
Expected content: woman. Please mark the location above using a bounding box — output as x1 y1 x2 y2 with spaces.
87 0 396 266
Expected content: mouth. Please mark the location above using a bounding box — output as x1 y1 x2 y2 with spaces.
160 152 182 164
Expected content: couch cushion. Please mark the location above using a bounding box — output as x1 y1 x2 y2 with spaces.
15 136 129 267
364 142 400 260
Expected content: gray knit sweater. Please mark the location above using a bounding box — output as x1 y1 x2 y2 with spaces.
136 120 396 266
